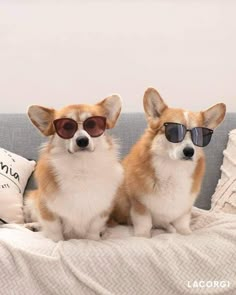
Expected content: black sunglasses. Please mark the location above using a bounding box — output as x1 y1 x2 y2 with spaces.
53 116 106 139
164 122 213 147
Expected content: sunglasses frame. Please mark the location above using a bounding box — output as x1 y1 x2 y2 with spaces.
0 217 8 224
163 122 214 147
53 116 107 139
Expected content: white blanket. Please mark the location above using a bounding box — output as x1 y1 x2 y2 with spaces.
0 208 236 295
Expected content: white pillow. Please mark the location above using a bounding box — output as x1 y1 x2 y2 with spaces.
0 148 36 224
211 129 236 213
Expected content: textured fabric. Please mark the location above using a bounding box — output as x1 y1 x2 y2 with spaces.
0 147 35 223
198 113 236 209
0 192 24 224
211 129 236 213
0 148 35 194
0 208 236 295
0 113 236 209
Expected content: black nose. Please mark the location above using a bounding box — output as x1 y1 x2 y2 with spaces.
183 147 194 158
76 136 89 148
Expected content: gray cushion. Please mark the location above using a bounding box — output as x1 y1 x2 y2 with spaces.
0 113 236 209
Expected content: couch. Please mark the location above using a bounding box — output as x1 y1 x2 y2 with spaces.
0 113 236 295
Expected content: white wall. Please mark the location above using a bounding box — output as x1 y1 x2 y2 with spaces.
0 0 235 113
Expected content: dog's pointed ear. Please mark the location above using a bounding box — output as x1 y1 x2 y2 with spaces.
97 94 122 128
28 105 55 136
202 103 226 129
143 88 168 121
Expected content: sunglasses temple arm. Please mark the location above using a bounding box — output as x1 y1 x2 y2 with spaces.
0 218 8 224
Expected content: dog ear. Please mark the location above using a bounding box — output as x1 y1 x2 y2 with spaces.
97 94 122 128
28 105 55 136
143 88 168 120
202 103 226 129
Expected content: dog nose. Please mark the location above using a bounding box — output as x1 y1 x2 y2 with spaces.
183 147 194 158
76 136 89 148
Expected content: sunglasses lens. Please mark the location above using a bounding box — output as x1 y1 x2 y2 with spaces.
54 118 77 139
84 117 106 137
165 123 186 143
191 127 213 147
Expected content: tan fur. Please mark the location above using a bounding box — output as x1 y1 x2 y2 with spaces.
111 88 226 236
55 104 102 121
37 197 55 221
30 101 109 221
131 198 148 215
112 109 204 223
26 95 123 241
35 154 58 196
28 106 55 136
26 190 55 222
109 186 130 225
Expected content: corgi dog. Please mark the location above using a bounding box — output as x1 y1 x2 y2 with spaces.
111 88 226 237
26 95 123 241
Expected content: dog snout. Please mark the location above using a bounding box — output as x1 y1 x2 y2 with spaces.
183 146 194 158
76 136 89 148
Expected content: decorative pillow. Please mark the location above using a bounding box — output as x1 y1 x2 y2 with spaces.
0 148 36 223
211 129 236 213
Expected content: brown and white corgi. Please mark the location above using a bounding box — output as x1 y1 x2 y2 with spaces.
111 88 226 237
25 95 123 241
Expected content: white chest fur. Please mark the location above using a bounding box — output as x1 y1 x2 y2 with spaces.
47 149 123 237
143 156 196 227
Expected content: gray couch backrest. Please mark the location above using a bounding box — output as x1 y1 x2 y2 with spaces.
0 113 235 209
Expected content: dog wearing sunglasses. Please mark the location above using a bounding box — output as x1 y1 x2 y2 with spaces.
111 87 226 237
25 95 123 241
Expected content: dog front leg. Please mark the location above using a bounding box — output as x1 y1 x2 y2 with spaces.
172 211 192 235
39 218 64 242
130 201 152 238
37 198 64 241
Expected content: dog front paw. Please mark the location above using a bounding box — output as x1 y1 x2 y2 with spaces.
24 222 41 232
44 231 64 242
86 232 101 241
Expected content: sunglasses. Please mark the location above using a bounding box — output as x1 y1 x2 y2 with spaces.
163 122 213 147
53 116 106 139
